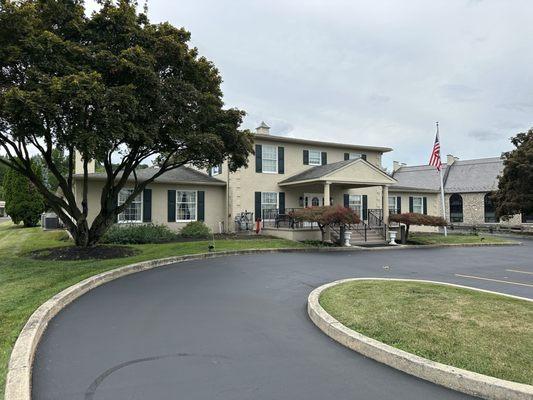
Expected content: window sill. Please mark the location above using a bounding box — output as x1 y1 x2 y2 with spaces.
176 219 197 223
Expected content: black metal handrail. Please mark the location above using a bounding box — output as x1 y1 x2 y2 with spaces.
367 209 383 227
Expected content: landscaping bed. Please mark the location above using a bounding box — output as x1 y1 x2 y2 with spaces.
0 221 307 399
319 280 533 385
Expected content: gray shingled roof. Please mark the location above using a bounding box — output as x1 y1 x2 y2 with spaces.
391 164 447 192
279 159 356 184
392 157 503 193
76 166 225 185
445 157 502 193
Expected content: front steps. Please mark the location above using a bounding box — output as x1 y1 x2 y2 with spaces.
349 229 387 245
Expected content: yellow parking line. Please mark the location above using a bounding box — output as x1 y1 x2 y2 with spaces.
454 274 533 288
506 269 533 275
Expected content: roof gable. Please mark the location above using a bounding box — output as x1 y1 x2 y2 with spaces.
279 159 396 186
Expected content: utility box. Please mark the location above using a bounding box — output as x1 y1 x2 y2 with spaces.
41 212 60 230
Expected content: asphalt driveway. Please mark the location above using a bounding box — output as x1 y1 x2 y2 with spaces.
33 240 533 400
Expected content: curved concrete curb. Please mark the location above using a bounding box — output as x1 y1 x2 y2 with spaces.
4 247 318 400
308 278 533 400
3 242 521 400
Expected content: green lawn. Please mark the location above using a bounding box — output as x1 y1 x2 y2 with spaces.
320 280 533 385
408 233 511 245
0 222 306 399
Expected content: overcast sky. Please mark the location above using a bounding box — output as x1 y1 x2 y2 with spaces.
89 0 532 169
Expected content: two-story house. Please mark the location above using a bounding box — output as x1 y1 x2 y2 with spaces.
73 122 396 242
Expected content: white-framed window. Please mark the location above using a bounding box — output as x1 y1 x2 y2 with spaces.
211 165 221 176
308 150 322 166
262 145 278 173
118 189 143 223
176 190 197 221
261 192 278 219
412 196 423 214
349 194 363 217
388 195 398 214
348 152 362 160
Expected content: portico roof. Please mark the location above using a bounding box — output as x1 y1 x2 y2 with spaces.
278 158 396 187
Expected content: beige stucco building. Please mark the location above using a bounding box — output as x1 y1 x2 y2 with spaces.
73 122 396 243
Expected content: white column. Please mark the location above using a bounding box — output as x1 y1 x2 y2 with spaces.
382 185 389 224
323 182 331 206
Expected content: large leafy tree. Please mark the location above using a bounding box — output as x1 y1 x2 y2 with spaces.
0 0 253 246
494 128 533 219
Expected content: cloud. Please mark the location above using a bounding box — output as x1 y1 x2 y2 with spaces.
440 84 481 102
85 0 533 169
468 129 501 141
497 102 533 112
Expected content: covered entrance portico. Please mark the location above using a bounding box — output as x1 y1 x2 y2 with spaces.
265 158 397 244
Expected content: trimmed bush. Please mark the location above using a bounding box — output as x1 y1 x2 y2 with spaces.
3 164 45 227
389 213 447 243
180 221 211 239
292 205 361 242
102 224 178 244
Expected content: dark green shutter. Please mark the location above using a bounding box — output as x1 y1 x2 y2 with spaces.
362 195 368 220
423 197 428 215
321 152 327 165
167 190 176 222
255 192 262 220
255 144 262 173
409 197 414 213
143 189 152 222
198 190 205 221
279 192 285 214
344 152 349 160
344 194 349 208
362 154 367 161
278 147 284 174
397 197 402 213
303 150 309 165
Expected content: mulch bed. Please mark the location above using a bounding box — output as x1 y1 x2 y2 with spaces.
29 245 138 261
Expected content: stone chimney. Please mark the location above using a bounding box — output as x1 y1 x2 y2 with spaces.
256 121 270 135
393 161 402 172
75 150 96 175
446 154 458 166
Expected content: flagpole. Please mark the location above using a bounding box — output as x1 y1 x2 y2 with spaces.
436 122 448 236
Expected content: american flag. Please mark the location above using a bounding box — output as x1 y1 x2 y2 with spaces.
429 130 442 171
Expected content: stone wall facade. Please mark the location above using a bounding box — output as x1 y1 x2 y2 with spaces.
444 192 523 226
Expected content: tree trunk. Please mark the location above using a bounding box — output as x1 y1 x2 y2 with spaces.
87 216 115 246
404 225 410 244
73 223 91 247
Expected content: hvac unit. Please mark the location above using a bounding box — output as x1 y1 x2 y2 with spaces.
41 212 60 230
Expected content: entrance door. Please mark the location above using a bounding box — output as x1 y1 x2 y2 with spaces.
304 193 324 208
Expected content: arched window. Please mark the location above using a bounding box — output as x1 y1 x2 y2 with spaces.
484 193 497 223
449 194 463 223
